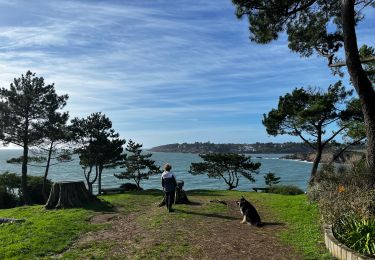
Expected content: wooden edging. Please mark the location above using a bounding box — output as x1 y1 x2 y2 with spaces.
324 225 374 260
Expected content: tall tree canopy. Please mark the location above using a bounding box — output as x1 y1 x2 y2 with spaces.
71 112 125 194
263 81 361 182
0 71 68 204
232 0 375 177
114 140 161 190
189 153 261 190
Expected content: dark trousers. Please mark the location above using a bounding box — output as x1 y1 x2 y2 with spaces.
164 190 175 210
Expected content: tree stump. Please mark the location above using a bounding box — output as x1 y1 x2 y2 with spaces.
45 181 94 209
158 180 190 207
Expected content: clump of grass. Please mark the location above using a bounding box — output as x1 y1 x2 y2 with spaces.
333 214 375 257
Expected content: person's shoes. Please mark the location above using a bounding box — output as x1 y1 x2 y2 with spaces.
168 208 175 212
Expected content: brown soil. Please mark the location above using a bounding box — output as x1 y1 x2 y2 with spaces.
65 200 303 259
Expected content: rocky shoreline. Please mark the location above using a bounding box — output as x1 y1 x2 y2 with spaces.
280 150 365 164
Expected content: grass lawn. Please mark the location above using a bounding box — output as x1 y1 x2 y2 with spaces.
0 190 331 259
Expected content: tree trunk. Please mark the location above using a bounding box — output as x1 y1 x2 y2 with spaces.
309 125 323 184
309 149 322 184
43 142 54 201
342 0 375 178
98 165 103 195
21 141 30 205
45 181 94 209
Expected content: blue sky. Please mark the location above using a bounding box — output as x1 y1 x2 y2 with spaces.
0 0 374 148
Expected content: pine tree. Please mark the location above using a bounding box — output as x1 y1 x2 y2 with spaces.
264 172 280 187
189 153 261 190
0 71 68 204
71 112 125 194
115 140 161 190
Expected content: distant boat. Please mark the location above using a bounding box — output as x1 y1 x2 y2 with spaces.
256 156 262 158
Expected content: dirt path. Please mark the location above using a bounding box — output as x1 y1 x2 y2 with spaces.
64 198 302 259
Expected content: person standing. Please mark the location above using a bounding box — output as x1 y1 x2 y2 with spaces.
161 163 177 212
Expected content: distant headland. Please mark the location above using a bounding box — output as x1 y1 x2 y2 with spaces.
149 142 314 154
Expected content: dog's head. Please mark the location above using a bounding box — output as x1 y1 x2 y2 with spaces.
236 196 246 206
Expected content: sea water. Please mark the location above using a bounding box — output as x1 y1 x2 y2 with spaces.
0 150 312 192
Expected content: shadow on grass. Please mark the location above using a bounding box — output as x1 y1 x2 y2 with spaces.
186 190 226 197
175 208 239 220
82 198 116 213
100 189 164 198
262 222 285 227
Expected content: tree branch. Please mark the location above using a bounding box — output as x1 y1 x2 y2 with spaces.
322 126 347 147
286 0 317 16
293 126 316 149
330 136 366 163
329 56 375 68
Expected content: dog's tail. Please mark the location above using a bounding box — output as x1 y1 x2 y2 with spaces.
256 222 264 227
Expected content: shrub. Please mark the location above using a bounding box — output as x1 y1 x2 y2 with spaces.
333 214 375 257
27 176 52 204
308 160 375 223
0 172 21 194
0 186 18 209
0 172 52 205
120 183 142 191
269 185 304 195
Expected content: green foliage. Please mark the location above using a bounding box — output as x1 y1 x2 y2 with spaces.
264 172 280 187
359 44 375 84
268 185 304 195
189 153 261 190
115 140 161 190
0 172 51 205
308 161 375 223
0 186 18 209
26 175 52 204
71 112 125 194
0 172 21 194
263 82 360 180
6 156 47 164
232 0 372 64
333 214 375 256
263 82 353 139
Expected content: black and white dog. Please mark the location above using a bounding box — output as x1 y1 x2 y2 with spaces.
236 197 262 227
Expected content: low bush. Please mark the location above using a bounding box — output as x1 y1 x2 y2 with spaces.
333 214 375 257
0 172 20 194
0 172 52 205
308 160 375 223
0 186 18 209
27 176 52 204
269 185 304 195
120 183 142 191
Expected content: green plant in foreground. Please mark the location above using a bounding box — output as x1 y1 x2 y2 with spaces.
333 215 375 256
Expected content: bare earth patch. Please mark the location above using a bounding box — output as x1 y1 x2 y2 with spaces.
63 198 302 259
